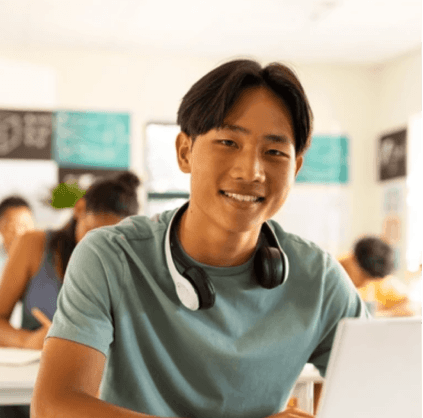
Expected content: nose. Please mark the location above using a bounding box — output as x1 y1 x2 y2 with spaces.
229 145 265 183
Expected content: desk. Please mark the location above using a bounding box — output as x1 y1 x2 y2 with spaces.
289 363 325 413
0 361 324 410
0 362 39 405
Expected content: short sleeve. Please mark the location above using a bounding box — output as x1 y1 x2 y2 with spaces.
47 232 122 356
307 253 370 377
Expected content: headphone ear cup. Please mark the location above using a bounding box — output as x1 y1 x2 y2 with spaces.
254 246 285 289
183 266 216 309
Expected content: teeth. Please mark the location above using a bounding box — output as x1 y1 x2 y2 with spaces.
223 192 260 202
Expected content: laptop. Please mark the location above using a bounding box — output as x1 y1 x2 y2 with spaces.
317 317 422 418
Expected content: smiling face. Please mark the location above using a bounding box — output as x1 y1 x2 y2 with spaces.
177 86 303 236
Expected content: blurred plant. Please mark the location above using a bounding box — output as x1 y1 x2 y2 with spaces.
46 182 86 209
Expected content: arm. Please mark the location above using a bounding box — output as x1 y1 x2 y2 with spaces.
31 337 163 418
0 231 49 348
32 339 317 418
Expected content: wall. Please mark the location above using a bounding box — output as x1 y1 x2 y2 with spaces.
371 48 422 278
0 46 421 264
272 62 378 255
0 55 63 228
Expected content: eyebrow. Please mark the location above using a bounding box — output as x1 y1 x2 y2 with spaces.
219 123 293 145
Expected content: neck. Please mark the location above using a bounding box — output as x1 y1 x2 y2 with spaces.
177 205 261 267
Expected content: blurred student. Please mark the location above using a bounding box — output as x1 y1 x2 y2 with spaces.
0 171 140 348
0 173 140 418
32 59 367 418
0 196 35 274
339 236 413 316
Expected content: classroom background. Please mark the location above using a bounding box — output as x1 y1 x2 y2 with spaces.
0 0 421 305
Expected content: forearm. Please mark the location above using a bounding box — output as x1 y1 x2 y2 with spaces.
0 318 31 347
31 390 171 418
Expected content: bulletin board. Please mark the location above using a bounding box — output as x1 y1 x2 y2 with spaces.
53 111 130 169
296 135 348 184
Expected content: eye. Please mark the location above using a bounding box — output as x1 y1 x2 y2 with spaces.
266 149 285 157
219 139 237 147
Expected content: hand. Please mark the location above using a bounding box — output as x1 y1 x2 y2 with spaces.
22 308 52 350
265 406 315 418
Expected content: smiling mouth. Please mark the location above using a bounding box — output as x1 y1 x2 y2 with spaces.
220 190 265 203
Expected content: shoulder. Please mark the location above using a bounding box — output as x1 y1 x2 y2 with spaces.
4 230 47 279
267 219 352 291
76 208 176 260
16 230 46 261
89 209 174 242
19 229 46 245
267 219 329 268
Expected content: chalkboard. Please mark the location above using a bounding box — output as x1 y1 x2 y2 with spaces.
296 135 349 184
0 110 52 159
53 111 130 169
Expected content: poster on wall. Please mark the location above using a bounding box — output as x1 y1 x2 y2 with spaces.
378 128 406 181
53 111 130 169
0 109 52 160
296 135 348 184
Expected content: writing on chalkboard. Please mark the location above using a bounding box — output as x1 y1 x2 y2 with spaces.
0 110 52 159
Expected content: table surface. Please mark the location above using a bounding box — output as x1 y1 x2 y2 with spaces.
0 359 324 405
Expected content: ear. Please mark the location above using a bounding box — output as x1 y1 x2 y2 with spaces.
73 197 87 220
176 132 193 174
294 155 304 177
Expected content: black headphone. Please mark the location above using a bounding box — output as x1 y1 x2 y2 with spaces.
164 202 289 311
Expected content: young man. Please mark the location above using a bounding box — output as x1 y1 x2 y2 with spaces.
32 60 367 418
339 236 413 317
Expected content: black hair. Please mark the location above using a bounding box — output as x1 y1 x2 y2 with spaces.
83 171 141 216
177 59 313 155
354 236 395 278
0 195 32 219
50 171 141 280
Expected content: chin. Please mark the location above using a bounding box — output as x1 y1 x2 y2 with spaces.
219 215 265 234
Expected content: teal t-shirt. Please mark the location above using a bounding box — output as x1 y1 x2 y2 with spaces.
48 207 367 417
